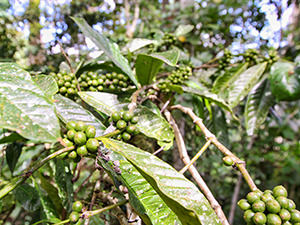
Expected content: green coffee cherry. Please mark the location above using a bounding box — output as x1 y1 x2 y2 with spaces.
131 116 138 124
74 132 87 146
266 214 282 225
122 132 131 141
266 199 281 214
244 209 255 223
62 138 73 147
253 212 267 225
282 221 292 225
68 151 77 159
69 211 80 223
247 192 261 204
291 210 300 223
67 130 76 141
273 185 288 198
123 111 133 122
252 200 266 212
222 156 234 166
116 120 127 129
262 193 274 203
238 199 251 211
277 196 289 209
111 112 120 122
72 201 83 212
126 125 136 134
86 138 99 152
85 125 96 138
279 209 291 221
75 121 87 131
76 145 88 156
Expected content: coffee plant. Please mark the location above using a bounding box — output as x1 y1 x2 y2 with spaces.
0 17 300 225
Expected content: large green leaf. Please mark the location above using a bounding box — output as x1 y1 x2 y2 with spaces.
228 62 267 108
15 183 40 212
212 63 248 94
174 25 194 37
78 92 174 149
54 159 73 212
135 54 163 85
97 145 181 225
245 79 274 136
135 106 174 150
101 138 221 225
54 94 106 136
33 177 58 219
149 49 180 67
123 38 158 53
33 75 58 98
0 63 61 143
183 82 237 120
72 17 139 87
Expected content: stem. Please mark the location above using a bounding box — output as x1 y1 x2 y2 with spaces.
53 219 70 225
97 130 121 140
179 139 212 174
228 173 242 224
82 199 128 219
164 111 230 225
0 146 74 199
170 104 258 191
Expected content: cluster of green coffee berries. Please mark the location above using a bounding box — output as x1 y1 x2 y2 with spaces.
60 121 99 162
157 66 192 93
69 201 83 223
238 186 300 224
162 33 177 46
109 110 139 142
218 49 233 70
243 49 260 64
78 71 134 92
51 72 78 98
264 50 279 64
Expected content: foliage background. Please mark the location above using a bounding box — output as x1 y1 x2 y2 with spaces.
0 0 300 224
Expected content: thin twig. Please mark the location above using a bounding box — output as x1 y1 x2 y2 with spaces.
153 146 164 155
84 180 101 225
58 41 74 73
228 173 242 224
164 111 230 225
170 105 258 191
179 139 212 174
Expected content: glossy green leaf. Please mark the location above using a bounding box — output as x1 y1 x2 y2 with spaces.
5 142 23 174
269 61 300 101
245 79 274 136
212 63 248 94
15 183 40 212
135 54 163 85
228 62 267 108
174 24 194 37
101 138 221 225
0 63 61 142
33 177 58 219
183 82 237 120
123 38 158 53
149 48 180 67
135 106 174 150
79 92 174 149
72 17 139 87
54 159 73 211
33 75 58 98
97 145 181 225
78 91 125 115
39 174 63 215
54 94 106 136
